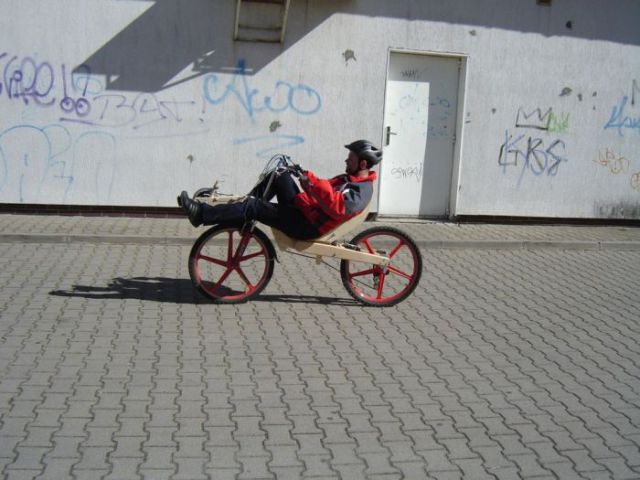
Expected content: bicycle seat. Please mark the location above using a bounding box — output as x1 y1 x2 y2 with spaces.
314 204 371 243
272 204 371 251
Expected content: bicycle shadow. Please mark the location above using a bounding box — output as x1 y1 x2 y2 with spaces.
49 276 360 306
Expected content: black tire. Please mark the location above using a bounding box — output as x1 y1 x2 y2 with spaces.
189 225 275 303
340 226 422 307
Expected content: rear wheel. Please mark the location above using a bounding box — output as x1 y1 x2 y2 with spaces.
189 225 275 303
340 227 422 307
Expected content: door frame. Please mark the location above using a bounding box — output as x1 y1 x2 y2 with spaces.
377 48 468 219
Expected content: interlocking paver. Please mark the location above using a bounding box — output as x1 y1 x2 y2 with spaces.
102 457 141 480
1 216 640 479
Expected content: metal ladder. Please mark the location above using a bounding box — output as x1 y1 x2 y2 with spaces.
234 0 291 43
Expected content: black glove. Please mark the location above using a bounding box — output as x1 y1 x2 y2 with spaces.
290 164 304 177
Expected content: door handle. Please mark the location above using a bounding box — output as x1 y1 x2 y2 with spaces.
385 126 397 146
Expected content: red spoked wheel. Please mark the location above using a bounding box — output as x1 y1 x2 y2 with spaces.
189 225 275 303
340 227 422 307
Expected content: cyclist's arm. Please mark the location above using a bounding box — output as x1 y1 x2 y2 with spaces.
300 172 344 218
303 172 369 218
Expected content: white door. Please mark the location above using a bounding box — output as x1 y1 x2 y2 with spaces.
378 52 461 217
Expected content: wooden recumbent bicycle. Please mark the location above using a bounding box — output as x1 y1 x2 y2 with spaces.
187 155 422 307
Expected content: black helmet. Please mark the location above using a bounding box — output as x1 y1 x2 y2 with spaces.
345 139 382 168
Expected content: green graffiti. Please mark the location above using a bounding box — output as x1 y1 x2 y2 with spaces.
547 111 569 134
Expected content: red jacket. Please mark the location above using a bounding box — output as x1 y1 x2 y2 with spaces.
293 170 377 234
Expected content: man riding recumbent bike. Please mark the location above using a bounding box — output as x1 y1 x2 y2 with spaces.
177 140 422 307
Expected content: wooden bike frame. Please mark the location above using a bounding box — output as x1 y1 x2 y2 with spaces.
200 193 389 268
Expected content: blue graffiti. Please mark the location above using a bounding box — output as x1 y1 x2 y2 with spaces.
604 96 640 137
203 60 321 121
0 52 6 95
498 130 568 186
233 134 305 158
0 124 116 203
70 131 116 203
0 125 72 202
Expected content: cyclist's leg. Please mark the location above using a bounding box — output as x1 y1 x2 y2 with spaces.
249 171 301 204
273 172 303 205
200 197 272 226
273 204 320 239
248 176 274 200
240 198 318 239
200 194 318 239
200 201 245 225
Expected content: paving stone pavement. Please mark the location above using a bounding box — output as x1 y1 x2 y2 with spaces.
0 214 639 479
1 214 640 249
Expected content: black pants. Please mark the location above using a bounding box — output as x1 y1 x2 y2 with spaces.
200 173 320 240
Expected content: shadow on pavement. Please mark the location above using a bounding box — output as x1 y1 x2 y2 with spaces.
49 276 360 306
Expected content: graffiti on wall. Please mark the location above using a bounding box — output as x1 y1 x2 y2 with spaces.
593 147 640 193
498 106 569 185
515 107 570 134
604 80 640 137
232 134 305 158
598 81 640 193
203 60 322 122
498 131 567 185
604 96 640 136
1 51 323 134
1 49 325 200
593 148 629 175
390 164 423 183
0 124 116 203
397 88 454 140
0 50 197 133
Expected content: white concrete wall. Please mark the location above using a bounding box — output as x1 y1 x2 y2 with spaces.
1 0 639 218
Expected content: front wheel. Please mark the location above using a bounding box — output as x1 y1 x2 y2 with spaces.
340 227 422 307
189 225 275 303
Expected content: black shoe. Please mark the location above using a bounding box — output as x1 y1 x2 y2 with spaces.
179 191 202 227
